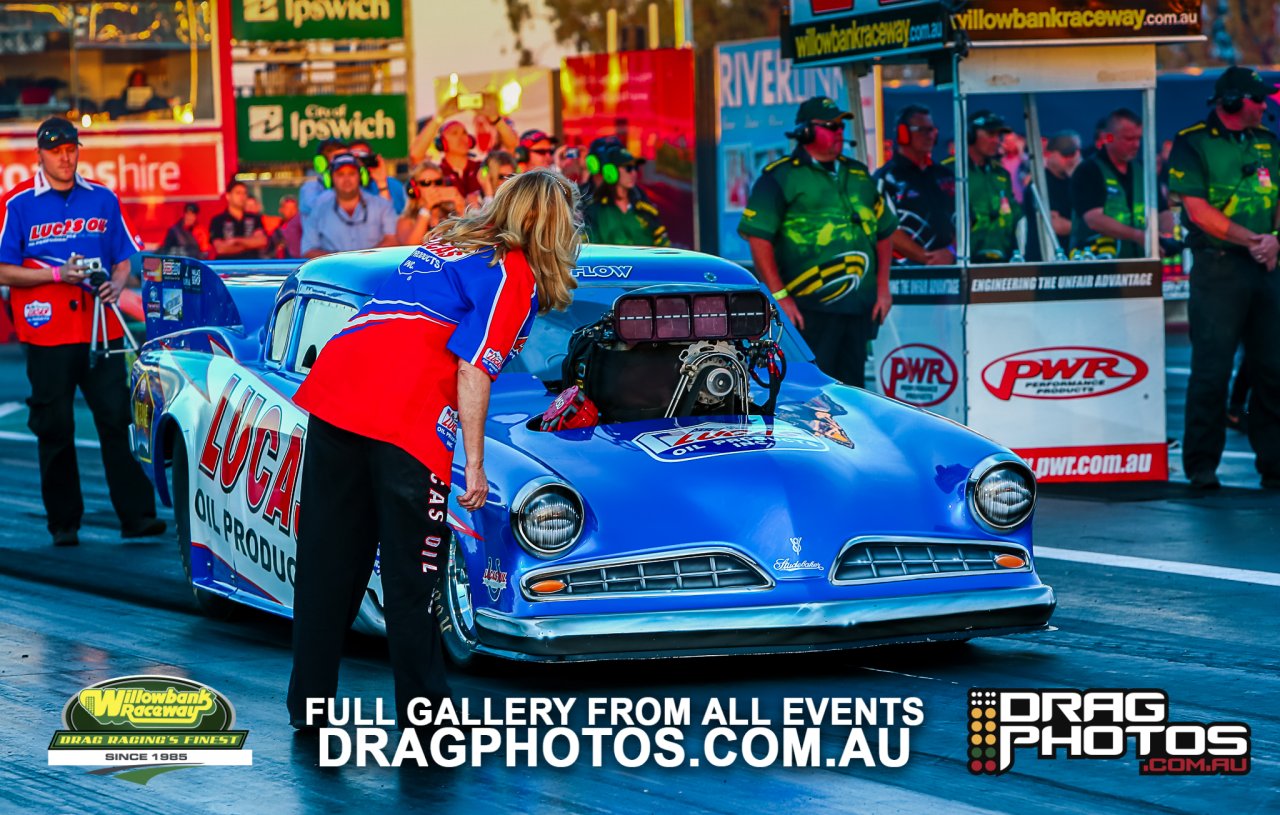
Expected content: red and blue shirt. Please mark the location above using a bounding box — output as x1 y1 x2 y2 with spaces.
295 241 538 481
0 169 141 345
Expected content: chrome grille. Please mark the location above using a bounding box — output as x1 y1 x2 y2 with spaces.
832 539 1031 585
525 550 771 600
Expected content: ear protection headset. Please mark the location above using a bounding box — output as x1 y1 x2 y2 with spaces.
895 105 931 147
1218 93 1246 114
515 144 529 164
435 122 477 153
321 155 370 189
788 121 816 145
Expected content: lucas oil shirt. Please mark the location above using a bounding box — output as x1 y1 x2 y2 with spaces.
0 169 142 345
294 241 538 483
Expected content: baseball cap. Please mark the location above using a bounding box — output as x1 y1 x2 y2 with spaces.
969 110 1013 134
795 96 852 124
1214 66 1279 100
603 145 645 168
519 128 559 148
328 152 362 174
36 117 80 150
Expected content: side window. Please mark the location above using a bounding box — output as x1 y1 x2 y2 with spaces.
267 297 297 363
291 298 358 375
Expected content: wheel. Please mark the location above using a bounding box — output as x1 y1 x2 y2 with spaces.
171 434 237 620
435 536 481 667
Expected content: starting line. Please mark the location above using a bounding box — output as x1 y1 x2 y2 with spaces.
1035 546 1280 588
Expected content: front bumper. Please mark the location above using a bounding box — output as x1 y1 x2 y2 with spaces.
473 584 1056 662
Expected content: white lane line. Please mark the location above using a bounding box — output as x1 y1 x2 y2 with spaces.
1036 546 1280 587
0 401 24 419
0 430 100 449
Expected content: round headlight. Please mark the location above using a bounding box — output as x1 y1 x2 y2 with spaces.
511 480 583 557
969 459 1036 531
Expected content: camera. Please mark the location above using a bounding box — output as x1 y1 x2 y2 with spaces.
357 152 380 169
457 92 484 111
562 147 581 160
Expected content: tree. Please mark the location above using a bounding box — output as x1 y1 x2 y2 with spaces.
502 0 784 57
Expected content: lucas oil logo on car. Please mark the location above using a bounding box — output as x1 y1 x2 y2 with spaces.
879 344 958 407
981 346 1147 401
634 419 827 462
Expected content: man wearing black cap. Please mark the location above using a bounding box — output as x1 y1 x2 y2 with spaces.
1167 66 1280 490
944 110 1022 263
583 145 669 247
0 117 164 545
738 96 897 387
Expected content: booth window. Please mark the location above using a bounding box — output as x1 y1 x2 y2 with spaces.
0 1 216 126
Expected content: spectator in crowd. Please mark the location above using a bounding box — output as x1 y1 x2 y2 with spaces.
299 138 348 216
409 94 517 163
1000 130 1032 203
272 196 302 258
210 180 268 260
948 110 1021 263
874 104 955 266
584 145 669 247
517 129 557 171
480 150 518 199
302 153 397 258
410 112 486 208
555 144 588 189
396 160 466 245
1042 130 1082 256
347 138 407 214
582 135 624 203
1070 108 1173 259
159 203 206 258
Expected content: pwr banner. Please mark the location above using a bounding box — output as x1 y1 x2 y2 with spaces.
964 260 1167 483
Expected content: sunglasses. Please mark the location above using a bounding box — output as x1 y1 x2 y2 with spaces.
907 124 938 134
815 120 845 131
416 177 453 187
528 148 555 156
1249 94 1269 104
618 163 638 172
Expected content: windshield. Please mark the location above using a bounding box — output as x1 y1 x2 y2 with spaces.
506 282 810 383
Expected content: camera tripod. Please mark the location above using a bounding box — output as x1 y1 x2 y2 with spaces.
85 272 139 364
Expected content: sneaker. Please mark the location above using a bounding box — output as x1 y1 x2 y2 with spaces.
52 529 79 547
1188 472 1222 490
121 517 167 538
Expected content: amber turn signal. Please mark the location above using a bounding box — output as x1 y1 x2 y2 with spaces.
994 554 1026 569
530 579 567 594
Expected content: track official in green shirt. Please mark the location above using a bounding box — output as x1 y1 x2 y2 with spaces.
1166 66 1280 490
946 110 1021 263
1069 107 1174 259
583 146 669 247
738 96 896 388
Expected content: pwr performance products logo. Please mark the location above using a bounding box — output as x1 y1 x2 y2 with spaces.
879 344 957 407
967 689 1250 777
981 346 1147 400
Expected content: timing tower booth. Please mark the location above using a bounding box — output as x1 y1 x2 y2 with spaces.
781 0 1203 483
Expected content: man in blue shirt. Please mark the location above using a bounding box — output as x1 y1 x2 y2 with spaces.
301 153 397 257
0 117 164 546
347 139 408 215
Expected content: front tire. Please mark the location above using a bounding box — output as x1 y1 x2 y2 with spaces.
171 434 237 619
435 537 481 667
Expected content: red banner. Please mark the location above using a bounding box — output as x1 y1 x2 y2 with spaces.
561 49 697 249
0 133 227 248
1017 443 1168 483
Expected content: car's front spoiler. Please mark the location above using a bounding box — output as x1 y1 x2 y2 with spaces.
472 585 1056 662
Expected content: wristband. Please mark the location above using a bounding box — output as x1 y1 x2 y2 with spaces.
772 287 790 300
51 266 61 284
488 116 501 125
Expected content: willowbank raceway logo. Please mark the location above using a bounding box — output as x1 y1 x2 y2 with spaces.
48 675 251 781
967 689 1250 776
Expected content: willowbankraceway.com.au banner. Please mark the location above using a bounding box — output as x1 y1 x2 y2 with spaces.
782 0 1201 64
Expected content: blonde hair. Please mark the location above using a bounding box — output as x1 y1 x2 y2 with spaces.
428 167 580 313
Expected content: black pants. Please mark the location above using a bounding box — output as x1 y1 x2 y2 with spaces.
287 416 453 729
1229 350 1250 413
1184 250 1280 479
25 341 156 534
798 309 876 388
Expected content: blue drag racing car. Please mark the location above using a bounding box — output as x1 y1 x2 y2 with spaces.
129 246 1054 663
